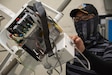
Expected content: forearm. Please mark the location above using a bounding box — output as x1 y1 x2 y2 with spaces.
83 50 112 75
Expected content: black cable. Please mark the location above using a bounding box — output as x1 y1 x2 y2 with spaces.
0 50 7 52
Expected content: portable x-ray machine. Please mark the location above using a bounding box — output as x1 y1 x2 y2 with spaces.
0 0 90 75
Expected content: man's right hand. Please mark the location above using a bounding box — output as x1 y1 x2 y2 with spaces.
70 35 85 53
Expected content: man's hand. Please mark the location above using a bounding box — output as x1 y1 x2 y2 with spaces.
70 35 85 52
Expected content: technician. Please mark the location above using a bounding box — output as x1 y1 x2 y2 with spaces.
66 3 112 75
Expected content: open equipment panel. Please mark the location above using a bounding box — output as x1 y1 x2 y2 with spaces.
0 0 75 74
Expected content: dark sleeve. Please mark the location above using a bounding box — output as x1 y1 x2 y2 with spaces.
83 50 112 75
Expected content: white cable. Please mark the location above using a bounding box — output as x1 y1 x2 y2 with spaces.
74 47 91 70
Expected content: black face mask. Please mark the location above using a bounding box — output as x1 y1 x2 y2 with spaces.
74 15 99 44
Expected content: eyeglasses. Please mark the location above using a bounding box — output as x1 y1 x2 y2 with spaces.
73 14 94 22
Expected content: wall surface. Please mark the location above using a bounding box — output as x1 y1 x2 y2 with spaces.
0 0 108 75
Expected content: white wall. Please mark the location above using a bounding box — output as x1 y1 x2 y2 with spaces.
0 0 108 75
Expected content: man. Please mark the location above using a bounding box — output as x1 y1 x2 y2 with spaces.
66 3 112 75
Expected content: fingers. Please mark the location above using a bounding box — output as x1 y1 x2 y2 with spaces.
69 35 85 52
70 35 79 41
69 35 81 44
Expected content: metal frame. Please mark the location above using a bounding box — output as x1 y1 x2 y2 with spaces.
0 0 72 75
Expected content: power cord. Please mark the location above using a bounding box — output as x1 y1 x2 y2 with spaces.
45 38 63 75
74 46 91 70
0 49 7 52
